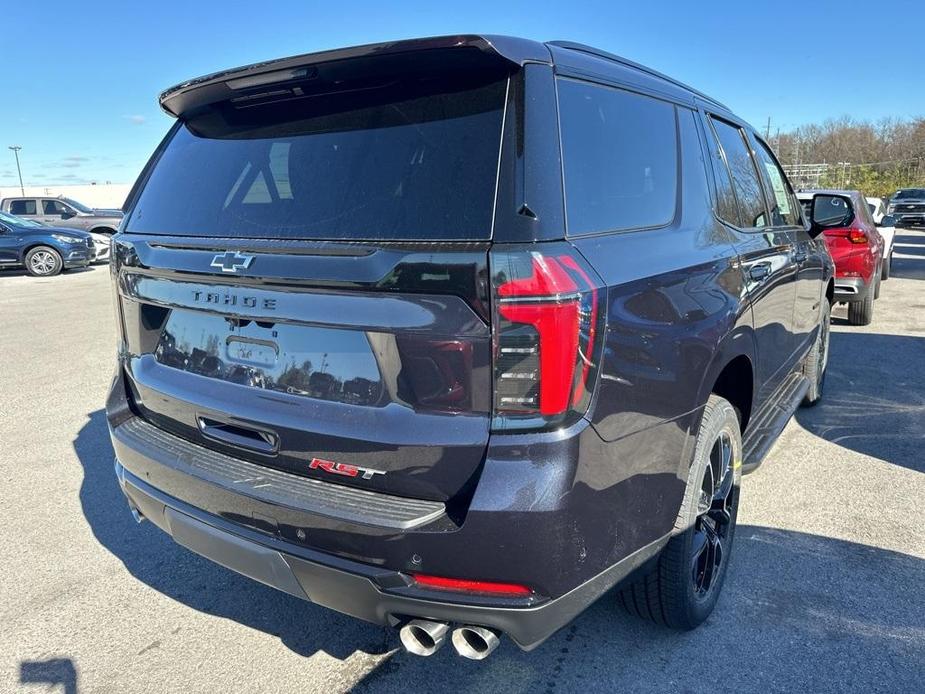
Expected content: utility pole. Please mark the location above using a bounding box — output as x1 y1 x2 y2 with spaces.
8 146 24 196
765 117 771 140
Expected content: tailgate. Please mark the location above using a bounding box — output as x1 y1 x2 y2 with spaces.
115 237 492 502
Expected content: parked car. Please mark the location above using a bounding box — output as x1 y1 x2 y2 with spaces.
862 198 895 278
887 188 925 226
87 231 112 263
0 196 123 236
106 35 834 659
0 210 93 276
797 190 885 325
875 214 897 281
866 196 886 224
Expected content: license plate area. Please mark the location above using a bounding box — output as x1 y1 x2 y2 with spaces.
226 337 278 368
152 308 384 406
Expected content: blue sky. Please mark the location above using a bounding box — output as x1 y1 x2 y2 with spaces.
2 0 922 187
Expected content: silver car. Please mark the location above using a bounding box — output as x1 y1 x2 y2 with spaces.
0 196 123 237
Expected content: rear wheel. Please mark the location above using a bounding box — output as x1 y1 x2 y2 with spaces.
881 252 892 280
25 246 63 277
847 286 874 326
618 395 741 629
874 269 882 299
801 298 830 407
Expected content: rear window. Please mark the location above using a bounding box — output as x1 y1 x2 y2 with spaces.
558 79 678 235
127 74 508 241
9 199 36 215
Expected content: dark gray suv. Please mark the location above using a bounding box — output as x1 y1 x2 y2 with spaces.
106 35 835 660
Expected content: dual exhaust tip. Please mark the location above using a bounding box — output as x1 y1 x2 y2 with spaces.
399 620 500 660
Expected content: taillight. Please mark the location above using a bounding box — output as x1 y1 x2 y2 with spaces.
412 573 533 597
825 227 868 244
848 228 868 244
490 244 605 431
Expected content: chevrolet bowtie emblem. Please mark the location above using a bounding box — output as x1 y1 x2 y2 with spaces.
211 251 255 273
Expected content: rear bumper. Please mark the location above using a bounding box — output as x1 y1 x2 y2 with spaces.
116 460 664 650
833 276 870 303
105 368 676 649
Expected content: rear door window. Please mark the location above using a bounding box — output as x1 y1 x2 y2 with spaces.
709 117 768 229
9 199 37 215
126 74 508 241
752 137 800 227
557 78 678 236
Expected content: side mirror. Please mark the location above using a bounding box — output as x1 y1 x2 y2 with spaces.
61 211 75 220
809 194 853 238
879 214 897 228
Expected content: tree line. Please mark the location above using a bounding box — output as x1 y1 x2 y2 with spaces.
771 116 925 199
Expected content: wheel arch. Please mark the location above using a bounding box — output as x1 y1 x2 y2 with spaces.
695 327 757 434
19 242 62 263
88 226 117 235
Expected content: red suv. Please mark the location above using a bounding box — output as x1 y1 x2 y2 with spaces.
798 190 884 325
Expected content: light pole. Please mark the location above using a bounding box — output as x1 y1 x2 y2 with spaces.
8 146 24 196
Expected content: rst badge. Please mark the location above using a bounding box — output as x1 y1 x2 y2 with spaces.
309 457 386 480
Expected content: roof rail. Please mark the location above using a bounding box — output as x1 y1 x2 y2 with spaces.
547 41 730 112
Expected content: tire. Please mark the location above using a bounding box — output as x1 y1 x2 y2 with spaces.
874 270 882 299
881 252 891 281
801 298 830 407
618 395 741 629
24 246 63 277
847 288 874 326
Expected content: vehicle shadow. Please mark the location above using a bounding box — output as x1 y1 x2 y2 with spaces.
20 658 78 694
351 526 924 692
72 410 394 661
75 410 924 691
795 332 925 473
0 265 98 278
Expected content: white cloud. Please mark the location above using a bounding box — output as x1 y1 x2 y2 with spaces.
124 114 146 125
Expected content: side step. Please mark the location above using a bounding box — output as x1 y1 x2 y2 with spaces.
741 373 809 474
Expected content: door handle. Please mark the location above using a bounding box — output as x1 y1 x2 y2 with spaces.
197 416 279 454
748 263 771 281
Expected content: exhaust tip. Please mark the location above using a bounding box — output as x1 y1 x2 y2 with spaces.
128 503 145 524
399 620 449 657
452 626 501 660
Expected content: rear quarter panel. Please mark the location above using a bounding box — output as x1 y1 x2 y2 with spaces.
568 105 751 555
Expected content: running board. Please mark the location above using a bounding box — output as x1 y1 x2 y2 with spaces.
741 373 809 474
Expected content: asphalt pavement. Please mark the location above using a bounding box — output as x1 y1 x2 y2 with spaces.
2 232 924 693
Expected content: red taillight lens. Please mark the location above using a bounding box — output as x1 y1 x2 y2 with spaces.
412 573 533 597
490 245 605 431
848 228 868 244
825 227 868 244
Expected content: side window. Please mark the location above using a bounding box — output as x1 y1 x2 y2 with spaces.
703 118 740 226
558 78 678 235
43 200 69 215
752 138 800 227
709 117 768 229
10 199 37 215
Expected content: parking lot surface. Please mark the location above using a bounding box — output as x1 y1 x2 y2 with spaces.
2 232 924 693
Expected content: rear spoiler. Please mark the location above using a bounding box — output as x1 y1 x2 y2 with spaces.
158 34 551 118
